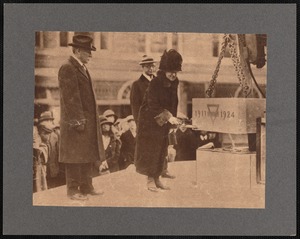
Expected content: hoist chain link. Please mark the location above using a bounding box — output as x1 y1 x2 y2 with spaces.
227 34 250 97
206 34 229 98
206 34 251 98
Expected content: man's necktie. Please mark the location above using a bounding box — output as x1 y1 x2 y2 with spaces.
82 64 87 73
82 64 90 78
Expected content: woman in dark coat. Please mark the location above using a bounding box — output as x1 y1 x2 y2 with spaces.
134 49 183 192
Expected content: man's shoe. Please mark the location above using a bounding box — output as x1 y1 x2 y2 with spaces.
87 190 104 196
147 177 159 192
154 178 170 190
68 193 88 201
161 171 176 179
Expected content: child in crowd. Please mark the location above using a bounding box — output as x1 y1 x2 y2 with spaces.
119 115 136 170
98 115 121 174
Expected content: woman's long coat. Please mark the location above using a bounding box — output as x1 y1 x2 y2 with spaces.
58 56 105 164
134 71 178 178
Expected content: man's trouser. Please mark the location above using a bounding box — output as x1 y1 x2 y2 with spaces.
65 162 94 196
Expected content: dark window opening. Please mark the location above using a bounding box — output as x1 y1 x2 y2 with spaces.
60 32 68 46
35 32 40 47
100 32 108 49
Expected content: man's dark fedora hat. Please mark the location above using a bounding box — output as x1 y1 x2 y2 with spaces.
68 35 96 51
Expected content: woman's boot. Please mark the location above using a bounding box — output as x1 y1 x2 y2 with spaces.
154 177 170 190
147 176 158 192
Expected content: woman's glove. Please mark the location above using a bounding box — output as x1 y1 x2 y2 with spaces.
99 160 109 172
75 124 85 132
168 117 181 125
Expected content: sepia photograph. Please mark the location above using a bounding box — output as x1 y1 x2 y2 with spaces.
4 3 296 236
32 31 267 208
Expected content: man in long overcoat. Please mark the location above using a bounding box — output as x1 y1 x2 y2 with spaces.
130 55 157 124
134 49 183 192
130 55 176 179
58 34 105 200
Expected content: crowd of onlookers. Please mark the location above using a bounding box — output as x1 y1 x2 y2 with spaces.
33 109 221 192
33 111 64 192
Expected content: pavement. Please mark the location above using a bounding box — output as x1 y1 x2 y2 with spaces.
33 161 265 208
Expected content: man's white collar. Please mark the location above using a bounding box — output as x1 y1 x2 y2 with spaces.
72 55 84 66
142 73 153 81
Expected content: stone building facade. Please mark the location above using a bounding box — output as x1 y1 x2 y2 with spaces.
34 31 267 123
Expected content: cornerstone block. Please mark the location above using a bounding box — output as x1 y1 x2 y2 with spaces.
192 98 266 134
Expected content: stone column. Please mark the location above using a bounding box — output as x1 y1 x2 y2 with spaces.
167 32 173 50
145 33 152 55
43 31 60 48
39 31 44 48
177 33 184 54
93 32 101 50
177 81 188 116
107 32 113 50
68 31 74 43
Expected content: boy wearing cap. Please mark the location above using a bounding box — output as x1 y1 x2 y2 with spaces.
58 34 105 201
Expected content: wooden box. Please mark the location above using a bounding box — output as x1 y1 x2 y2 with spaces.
192 98 266 134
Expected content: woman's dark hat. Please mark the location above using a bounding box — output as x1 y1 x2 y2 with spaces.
99 115 113 126
38 111 54 123
159 49 183 72
68 35 96 51
139 55 157 65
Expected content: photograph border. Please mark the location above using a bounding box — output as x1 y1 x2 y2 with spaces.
3 3 296 235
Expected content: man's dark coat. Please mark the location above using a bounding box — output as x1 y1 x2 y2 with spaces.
130 74 150 123
58 56 105 164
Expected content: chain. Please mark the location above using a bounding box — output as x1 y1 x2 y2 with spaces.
206 34 229 98
206 34 251 98
227 34 250 97
238 33 246 47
